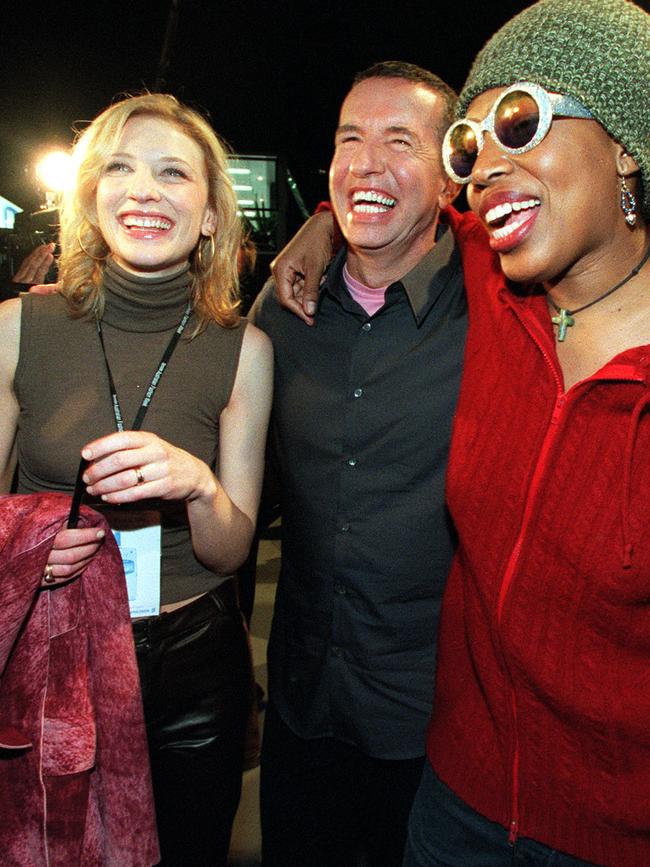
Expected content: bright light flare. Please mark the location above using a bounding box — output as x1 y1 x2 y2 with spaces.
36 150 74 192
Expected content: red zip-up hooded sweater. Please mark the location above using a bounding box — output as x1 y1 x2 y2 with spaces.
428 209 650 866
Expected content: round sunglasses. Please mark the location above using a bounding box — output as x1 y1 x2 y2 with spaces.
443 82 593 184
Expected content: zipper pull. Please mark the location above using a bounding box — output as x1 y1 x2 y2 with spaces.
508 818 518 846
550 395 565 424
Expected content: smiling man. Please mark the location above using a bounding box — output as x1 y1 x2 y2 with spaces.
330 72 455 287
251 61 463 867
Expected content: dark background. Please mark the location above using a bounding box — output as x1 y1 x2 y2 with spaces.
3 0 649 227
2 0 543 216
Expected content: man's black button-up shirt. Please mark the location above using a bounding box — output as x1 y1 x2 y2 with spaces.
251 224 467 758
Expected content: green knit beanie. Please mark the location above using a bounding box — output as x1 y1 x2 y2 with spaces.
458 0 650 219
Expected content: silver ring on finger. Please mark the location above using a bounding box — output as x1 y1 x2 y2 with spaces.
43 564 56 584
135 466 145 486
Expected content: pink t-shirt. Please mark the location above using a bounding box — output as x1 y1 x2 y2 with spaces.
343 263 387 317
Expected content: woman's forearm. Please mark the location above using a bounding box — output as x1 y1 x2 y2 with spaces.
185 475 256 575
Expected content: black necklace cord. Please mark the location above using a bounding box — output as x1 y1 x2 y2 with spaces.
549 242 650 342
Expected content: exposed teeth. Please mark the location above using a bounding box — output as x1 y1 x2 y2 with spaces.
354 204 391 213
122 215 172 230
491 212 534 240
485 198 540 226
352 190 396 208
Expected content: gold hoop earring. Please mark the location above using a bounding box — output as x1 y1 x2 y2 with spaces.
196 233 216 271
77 226 107 261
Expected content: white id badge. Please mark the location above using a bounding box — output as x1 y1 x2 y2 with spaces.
109 510 162 618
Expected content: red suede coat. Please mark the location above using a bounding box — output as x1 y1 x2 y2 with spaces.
0 494 159 866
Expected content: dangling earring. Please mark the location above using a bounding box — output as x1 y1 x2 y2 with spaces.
620 177 637 227
196 233 216 271
77 226 107 261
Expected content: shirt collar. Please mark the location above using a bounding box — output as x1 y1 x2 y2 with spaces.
322 223 460 325
400 223 459 323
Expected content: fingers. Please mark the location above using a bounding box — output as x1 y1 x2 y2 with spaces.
80 431 208 504
12 243 55 285
82 430 150 462
289 301 315 326
83 448 154 502
270 211 335 324
43 527 106 586
41 554 94 587
52 527 107 550
300 275 321 320
81 431 179 504
85 462 157 503
270 268 313 326
28 282 61 295
81 431 150 501
279 285 316 326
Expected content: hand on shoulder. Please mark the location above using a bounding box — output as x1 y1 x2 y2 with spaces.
270 210 335 325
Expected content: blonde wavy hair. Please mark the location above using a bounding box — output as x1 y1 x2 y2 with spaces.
58 92 241 330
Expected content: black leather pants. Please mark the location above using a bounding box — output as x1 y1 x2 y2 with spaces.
133 582 253 866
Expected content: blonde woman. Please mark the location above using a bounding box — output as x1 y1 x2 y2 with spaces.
0 93 272 865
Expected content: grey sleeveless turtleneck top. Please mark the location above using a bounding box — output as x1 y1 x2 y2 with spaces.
15 260 246 603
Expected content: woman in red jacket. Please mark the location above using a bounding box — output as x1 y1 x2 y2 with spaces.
405 1 650 865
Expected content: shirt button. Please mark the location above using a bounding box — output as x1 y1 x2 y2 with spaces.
361 322 372 332
340 523 350 533
347 457 358 467
353 388 363 398
332 646 343 657
334 583 347 595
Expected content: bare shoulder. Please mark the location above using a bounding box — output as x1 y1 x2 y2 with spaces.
239 320 273 370
0 297 22 374
228 321 273 411
0 296 21 331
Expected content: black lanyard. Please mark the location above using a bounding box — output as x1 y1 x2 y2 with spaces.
96 301 192 432
67 301 192 530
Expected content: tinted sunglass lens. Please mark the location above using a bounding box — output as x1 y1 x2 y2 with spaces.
494 91 540 150
449 124 479 179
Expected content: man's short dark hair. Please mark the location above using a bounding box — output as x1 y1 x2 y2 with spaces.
353 61 457 143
